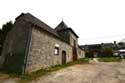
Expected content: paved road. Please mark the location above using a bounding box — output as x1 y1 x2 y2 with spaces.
31 61 125 83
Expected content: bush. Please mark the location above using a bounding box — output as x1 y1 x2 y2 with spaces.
3 49 25 74
85 50 94 58
98 57 121 62
101 48 113 57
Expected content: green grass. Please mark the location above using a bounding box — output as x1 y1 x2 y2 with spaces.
12 58 89 83
17 57 121 83
98 57 121 62
0 57 122 83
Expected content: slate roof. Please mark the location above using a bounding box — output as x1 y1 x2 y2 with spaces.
80 43 114 50
16 13 79 40
16 13 60 38
80 44 102 50
55 21 79 38
55 21 68 31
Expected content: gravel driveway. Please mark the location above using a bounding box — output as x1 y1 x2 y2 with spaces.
1 61 125 83
31 61 125 83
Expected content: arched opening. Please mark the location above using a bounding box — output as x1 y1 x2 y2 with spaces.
62 51 66 64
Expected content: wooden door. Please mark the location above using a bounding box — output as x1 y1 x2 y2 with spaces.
62 51 66 64
72 39 77 61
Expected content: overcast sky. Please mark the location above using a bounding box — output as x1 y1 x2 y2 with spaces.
0 0 125 45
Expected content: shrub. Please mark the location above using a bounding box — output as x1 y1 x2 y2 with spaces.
3 49 25 74
98 57 121 62
85 50 94 58
101 48 113 57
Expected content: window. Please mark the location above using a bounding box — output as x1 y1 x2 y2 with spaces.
54 47 59 55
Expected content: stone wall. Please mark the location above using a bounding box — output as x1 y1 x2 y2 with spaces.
0 18 30 73
25 27 73 73
69 31 78 48
0 14 85 74
77 48 85 59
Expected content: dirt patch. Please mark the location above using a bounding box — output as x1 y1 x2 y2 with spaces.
1 61 125 83
31 62 125 83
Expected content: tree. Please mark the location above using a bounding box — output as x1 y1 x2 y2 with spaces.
0 29 3 54
2 21 13 41
0 21 14 55
101 48 113 57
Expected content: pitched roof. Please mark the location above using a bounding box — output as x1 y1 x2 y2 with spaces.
16 13 60 38
80 44 102 49
55 21 68 31
55 21 79 38
16 13 79 41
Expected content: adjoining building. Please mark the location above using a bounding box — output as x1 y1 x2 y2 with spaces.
80 41 125 57
0 13 85 74
80 43 115 57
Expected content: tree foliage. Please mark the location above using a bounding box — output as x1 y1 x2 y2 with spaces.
1 21 13 41
101 48 113 57
0 21 14 55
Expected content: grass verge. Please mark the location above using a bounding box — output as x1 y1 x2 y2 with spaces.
0 58 89 83
0 57 122 83
98 57 121 62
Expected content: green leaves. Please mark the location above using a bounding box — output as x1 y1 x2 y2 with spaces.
0 21 14 55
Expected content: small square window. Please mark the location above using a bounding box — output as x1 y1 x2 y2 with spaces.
54 47 59 55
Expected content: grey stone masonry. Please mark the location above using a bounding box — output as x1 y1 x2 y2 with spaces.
0 13 85 74
25 27 73 73
0 17 31 73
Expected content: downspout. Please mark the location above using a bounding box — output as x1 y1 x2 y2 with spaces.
22 24 33 74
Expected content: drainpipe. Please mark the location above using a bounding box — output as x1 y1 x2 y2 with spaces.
22 23 33 74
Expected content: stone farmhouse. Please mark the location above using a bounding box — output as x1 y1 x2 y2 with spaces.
0 13 85 74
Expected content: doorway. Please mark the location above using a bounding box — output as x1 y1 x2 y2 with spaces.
72 39 77 61
62 51 66 64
